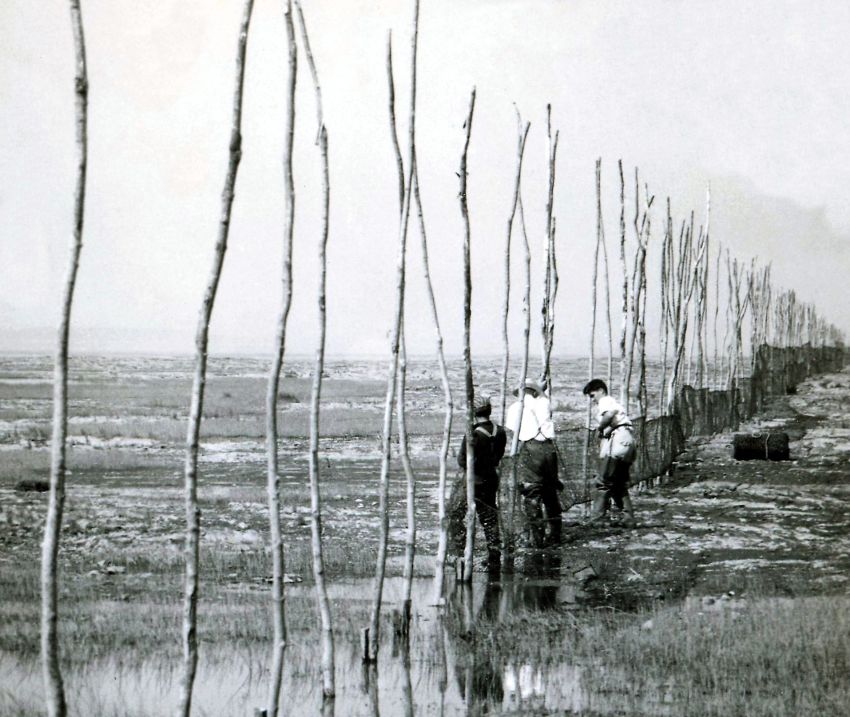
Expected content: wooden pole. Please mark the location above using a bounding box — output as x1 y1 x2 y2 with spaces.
41 4 88 715
637 184 651 416
460 88 477 584
618 160 628 407
658 202 669 416
367 0 418 661
412 159 455 606
712 241 722 389
498 113 530 574
598 168 614 388
385 29 415 632
665 214 707 413
264 0 293 709
499 113 530 423
507 162 533 558
180 4 254 717
294 0 335 700
586 160 602 507
541 106 559 391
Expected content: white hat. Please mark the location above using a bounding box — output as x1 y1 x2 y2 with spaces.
512 378 545 396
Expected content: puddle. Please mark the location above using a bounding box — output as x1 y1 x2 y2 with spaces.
0 575 687 717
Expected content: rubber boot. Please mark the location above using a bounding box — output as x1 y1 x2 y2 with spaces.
546 517 562 546
621 494 636 528
589 492 609 523
487 548 502 575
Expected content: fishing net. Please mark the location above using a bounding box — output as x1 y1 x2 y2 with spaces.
551 344 846 510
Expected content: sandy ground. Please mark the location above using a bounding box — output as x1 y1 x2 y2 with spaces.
565 367 850 606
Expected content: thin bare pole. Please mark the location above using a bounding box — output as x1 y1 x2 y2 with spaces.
507 174 533 561
658 203 670 415
500 114 530 573
637 185 651 417
294 0 335 700
618 160 628 406
598 168 614 388
264 0 294 709
418 153 455 604
712 241 722 389
41 4 87 715
697 186 711 388
389 35 453 607
384 45 455 610
366 0 418 662
397 326 416 629
541 105 559 391
548 214 560 393
665 220 707 413
460 88 477 584
180 4 254 716
385 30 417 633
626 170 653 414
408 156 455 606
500 113 530 423
585 160 602 507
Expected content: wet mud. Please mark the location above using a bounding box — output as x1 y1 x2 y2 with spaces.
564 368 850 606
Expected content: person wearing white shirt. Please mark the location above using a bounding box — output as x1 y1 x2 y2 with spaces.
583 378 636 526
505 378 562 545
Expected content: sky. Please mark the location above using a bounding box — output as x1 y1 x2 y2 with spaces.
2 0 849 358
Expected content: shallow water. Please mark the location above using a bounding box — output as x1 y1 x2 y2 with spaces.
0 574 686 717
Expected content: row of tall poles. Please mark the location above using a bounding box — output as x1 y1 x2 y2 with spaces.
40 2 847 716
591 165 846 425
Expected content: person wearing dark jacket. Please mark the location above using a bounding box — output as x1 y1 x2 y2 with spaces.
449 394 507 571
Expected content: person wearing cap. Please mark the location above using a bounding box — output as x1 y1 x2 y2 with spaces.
505 377 563 546
448 394 507 571
582 378 636 526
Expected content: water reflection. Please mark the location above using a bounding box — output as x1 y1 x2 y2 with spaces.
1 570 682 716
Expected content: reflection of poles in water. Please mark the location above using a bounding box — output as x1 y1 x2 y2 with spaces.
399 636 414 717
436 613 449 716
446 580 505 715
361 663 380 717
504 662 547 713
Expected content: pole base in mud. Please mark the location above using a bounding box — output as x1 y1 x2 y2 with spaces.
361 627 371 662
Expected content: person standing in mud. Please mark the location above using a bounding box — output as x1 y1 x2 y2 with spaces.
505 378 563 545
449 395 507 571
583 378 637 526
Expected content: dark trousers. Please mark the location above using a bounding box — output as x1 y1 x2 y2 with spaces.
591 457 635 521
448 477 501 559
517 440 562 546
597 457 630 507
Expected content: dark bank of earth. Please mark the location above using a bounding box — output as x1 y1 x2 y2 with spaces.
561 367 850 608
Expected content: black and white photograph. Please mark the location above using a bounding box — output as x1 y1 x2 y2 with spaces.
2 1 849 715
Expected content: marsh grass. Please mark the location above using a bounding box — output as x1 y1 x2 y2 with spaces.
464 595 850 716
5 565 848 717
